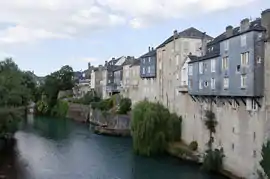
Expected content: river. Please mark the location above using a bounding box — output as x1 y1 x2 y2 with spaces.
5 116 227 179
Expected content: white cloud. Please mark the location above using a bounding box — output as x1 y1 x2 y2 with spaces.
0 0 257 44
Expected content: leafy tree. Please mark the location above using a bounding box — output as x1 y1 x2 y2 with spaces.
36 65 75 115
131 100 182 156
0 58 33 139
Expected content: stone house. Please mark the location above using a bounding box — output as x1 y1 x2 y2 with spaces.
174 9 270 178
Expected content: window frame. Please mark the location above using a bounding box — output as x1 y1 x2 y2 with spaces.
211 59 216 72
223 77 229 89
241 74 247 89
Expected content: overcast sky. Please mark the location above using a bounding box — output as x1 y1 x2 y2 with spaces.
0 0 269 76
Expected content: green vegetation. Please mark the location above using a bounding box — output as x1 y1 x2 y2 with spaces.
0 58 36 139
50 100 69 118
259 140 270 178
71 91 101 105
35 65 75 117
202 108 224 173
131 100 182 156
189 141 198 151
117 98 132 114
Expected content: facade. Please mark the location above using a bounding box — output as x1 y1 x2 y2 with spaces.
177 10 270 179
140 47 157 78
122 59 142 105
188 19 265 98
90 65 104 97
156 27 213 112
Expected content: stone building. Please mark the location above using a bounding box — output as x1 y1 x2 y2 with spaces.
90 65 104 97
171 9 270 178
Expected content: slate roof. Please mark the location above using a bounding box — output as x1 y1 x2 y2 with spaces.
157 27 213 49
130 58 140 67
208 18 265 46
122 56 135 66
140 49 156 58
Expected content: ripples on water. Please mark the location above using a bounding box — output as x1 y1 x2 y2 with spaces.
2 116 227 179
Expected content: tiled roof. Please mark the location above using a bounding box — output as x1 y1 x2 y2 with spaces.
208 18 265 46
157 27 213 48
140 49 156 58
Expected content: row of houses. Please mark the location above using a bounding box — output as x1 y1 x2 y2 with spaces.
86 9 270 178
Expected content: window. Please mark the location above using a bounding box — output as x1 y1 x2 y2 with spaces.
241 52 249 66
147 66 151 73
257 56 262 64
236 65 240 72
211 59 216 72
199 62 203 74
224 40 229 51
224 77 229 89
176 55 180 65
199 79 203 89
241 75 247 88
204 81 208 87
188 65 193 76
143 58 145 64
222 57 229 70
241 34 247 47
188 79 192 89
142 67 145 74
211 78 215 89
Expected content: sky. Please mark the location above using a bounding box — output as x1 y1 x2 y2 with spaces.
0 0 269 76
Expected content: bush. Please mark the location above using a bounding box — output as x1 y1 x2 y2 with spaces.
169 113 182 141
260 140 270 178
202 148 224 172
189 141 198 151
117 98 132 114
131 100 182 156
50 100 69 118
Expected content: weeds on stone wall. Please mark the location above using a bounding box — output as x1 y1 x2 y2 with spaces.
202 103 224 173
259 140 270 178
117 98 132 114
131 100 182 156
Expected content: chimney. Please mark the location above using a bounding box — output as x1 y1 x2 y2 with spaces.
148 46 151 52
226 25 233 37
112 57 115 60
105 61 108 66
262 9 270 40
201 32 207 56
240 18 250 32
173 30 178 38
151 47 154 51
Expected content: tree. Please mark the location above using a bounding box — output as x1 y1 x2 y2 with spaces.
0 58 33 139
131 100 182 156
35 65 75 116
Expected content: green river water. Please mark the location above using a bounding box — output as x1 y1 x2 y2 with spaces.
6 115 227 179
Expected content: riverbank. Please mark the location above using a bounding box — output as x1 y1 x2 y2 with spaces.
167 142 243 179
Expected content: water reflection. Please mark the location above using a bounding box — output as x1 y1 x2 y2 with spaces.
9 117 228 179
